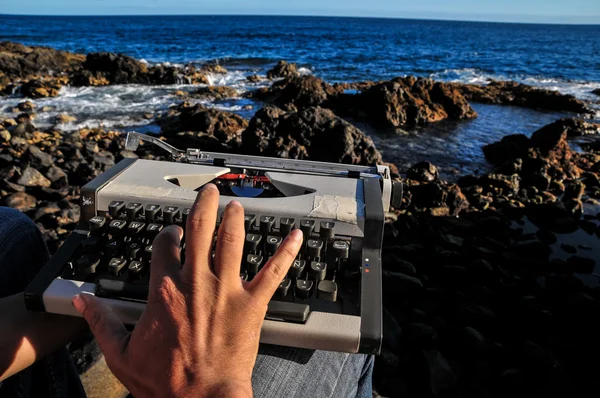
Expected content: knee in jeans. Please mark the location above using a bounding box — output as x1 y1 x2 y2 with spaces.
0 206 41 243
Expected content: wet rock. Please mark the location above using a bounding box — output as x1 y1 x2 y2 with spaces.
560 243 577 254
1 191 36 210
266 60 299 79
420 350 457 397
521 172 551 191
383 271 423 293
564 181 585 200
0 129 10 142
579 220 596 235
190 86 238 100
25 145 54 168
480 173 520 196
241 105 382 165
17 166 51 187
200 63 227 74
246 74 265 83
72 52 150 85
17 100 35 112
248 75 335 108
593 88 600 96
158 103 248 149
451 80 591 114
406 323 437 346
583 172 600 188
567 256 595 273
407 161 439 182
564 198 583 219
408 180 469 216
0 41 84 78
20 78 63 98
8 122 36 137
55 113 77 124
530 118 573 161
544 118 600 137
334 77 477 129
536 229 557 244
46 165 68 188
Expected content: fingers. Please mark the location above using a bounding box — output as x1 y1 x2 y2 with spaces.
213 200 245 286
72 294 129 364
150 225 183 287
183 184 220 282
247 229 303 302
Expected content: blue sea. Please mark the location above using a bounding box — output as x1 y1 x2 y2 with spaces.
1 15 599 176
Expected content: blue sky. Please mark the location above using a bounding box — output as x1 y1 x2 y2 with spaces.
2 0 599 24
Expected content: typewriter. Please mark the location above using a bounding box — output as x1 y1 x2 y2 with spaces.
25 132 402 354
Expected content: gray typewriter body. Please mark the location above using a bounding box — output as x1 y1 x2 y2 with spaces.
25 134 401 354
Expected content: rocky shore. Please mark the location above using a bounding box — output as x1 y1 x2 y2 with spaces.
2 42 600 397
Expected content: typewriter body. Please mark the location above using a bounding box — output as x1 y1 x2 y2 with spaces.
25 133 402 354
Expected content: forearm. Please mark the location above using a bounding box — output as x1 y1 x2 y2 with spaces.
0 293 87 381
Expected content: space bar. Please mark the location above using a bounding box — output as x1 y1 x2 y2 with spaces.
96 279 149 301
266 301 310 323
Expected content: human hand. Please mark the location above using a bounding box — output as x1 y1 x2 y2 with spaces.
72 184 303 397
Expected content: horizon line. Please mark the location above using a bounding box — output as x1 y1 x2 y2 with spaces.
1 13 599 26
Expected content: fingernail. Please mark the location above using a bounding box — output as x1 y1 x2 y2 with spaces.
289 229 303 243
228 200 242 208
72 294 86 313
203 183 218 192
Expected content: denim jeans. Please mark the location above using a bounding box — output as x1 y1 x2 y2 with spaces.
0 206 373 397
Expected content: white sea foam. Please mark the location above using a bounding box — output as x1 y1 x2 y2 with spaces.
0 70 266 132
298 67 313 76
430 68 600 105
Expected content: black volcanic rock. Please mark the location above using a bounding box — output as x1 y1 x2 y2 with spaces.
266 60 300 79
241 105 382 165
330 76 477 129
452 80 592 114
0 41 84 78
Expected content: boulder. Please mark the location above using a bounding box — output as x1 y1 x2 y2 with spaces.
483 134 531 166
190 86 238 100
0 129 10 142
55 114 77 124
17 100 35 112
241 105 382 165
248 76 335 109
332 77 477 128
158 103 248 148
266 60 299 79
407 161 439 182
46 165 68 188
407 180 469 216
0 41 84 78
530 119 573 162
592 88 600 96
25 145 54 168
247 74 265 83
20 78 63 98
17 166 51 187
71 52 150 85
452 80 591 114
200 63 228 74
1 191 36 211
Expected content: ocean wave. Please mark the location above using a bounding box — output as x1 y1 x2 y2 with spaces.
212 57 276 68
430 68 600 103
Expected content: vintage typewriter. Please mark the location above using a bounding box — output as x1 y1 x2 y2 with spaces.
25 132 402 354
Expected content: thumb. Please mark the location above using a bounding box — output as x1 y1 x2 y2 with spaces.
72 294 129 363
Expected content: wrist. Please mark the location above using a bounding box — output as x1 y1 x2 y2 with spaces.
203 380 252 398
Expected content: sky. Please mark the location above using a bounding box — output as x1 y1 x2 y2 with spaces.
1 0 599 24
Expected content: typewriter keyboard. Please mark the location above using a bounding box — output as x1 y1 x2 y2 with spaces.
60 201 362 322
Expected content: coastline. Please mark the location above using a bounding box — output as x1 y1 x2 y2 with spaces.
2 41 600 396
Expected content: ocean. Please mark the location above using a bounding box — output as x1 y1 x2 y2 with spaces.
1 15 599 176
